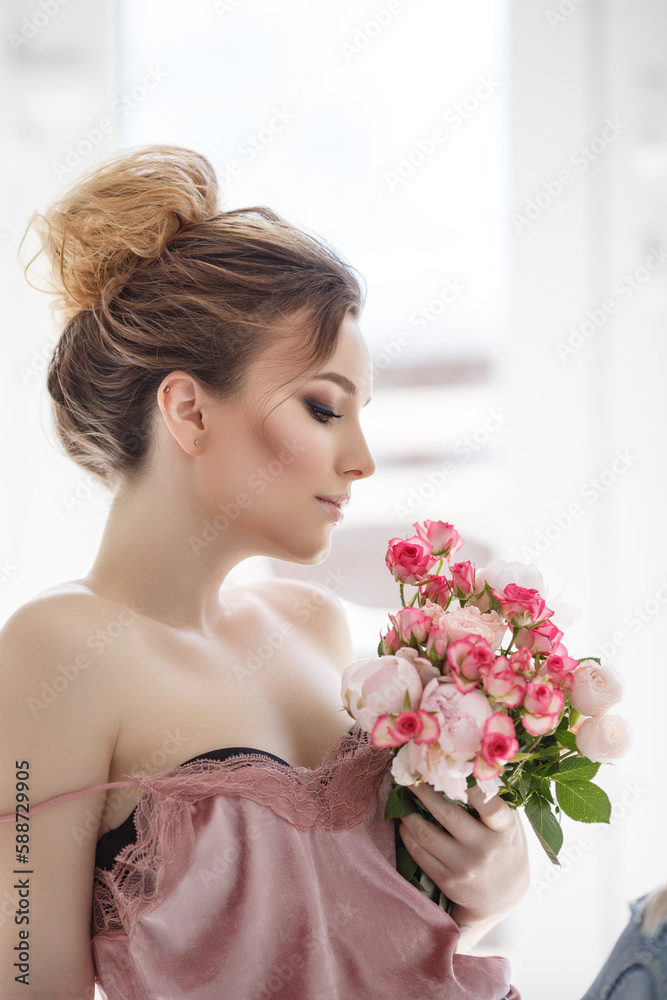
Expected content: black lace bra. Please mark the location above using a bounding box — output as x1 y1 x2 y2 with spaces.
95 745 293 871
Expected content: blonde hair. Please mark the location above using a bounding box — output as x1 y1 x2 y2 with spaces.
22 143 365 491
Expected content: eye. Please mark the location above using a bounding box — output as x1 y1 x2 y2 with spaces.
304 399 343 425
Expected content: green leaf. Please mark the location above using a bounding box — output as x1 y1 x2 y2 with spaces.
384 784 419 820
518 770 531 800
555 781 611 824
578 655 601 665
530 776 554 804
533 744 564 760
556 730 578 751
551 757 600 783
525 794 563 865
402 687 413 712
396 842 419 881
485 582 503 614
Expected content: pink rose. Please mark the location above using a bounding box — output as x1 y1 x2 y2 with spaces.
492 583 553 628
446 635 496 693
420 575 452 608
379 627 402 655
509 647 536 676
475 713 519 774
397 645 441 687
391 738 471 802
413 520 464 561
482 656 528 707
425 601 507 650
542 643 579 689
385 535 438 585
575 714 633 763
424 623 447 662
371 709 440 748
515 619 564 654
569 660 624 717
450 561 476 596
521 679 565 736
389 606 432 646
390 678 493 800
341 648 430 730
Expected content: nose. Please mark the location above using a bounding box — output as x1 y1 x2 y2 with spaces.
345 431 376 480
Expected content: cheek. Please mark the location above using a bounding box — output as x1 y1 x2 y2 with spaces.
262 407 331 483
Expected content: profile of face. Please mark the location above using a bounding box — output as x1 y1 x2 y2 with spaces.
156 311 376 566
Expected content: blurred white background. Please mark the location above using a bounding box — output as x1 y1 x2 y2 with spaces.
2 1 667 997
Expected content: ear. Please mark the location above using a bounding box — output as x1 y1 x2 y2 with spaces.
156 370 211 455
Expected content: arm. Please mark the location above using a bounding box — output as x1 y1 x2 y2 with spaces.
0 599 118 999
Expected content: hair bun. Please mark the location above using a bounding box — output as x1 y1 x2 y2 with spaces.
22 144 219 321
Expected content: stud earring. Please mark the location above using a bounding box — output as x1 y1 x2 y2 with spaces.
194 439 200 446
163 386 170 392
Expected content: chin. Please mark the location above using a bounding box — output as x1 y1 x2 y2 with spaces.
265 529 332 567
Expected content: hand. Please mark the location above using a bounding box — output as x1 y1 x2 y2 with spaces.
398 782 529 949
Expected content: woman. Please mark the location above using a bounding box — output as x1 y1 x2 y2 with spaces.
0 144 527 999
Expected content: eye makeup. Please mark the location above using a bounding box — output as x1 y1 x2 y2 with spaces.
304 399 343 424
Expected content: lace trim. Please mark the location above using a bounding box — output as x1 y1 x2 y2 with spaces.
92 721 392 940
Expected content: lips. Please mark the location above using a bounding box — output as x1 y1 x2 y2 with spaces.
315 494 350 510
315 497 346 523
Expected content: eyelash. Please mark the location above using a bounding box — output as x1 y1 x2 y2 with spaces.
305 400 344 424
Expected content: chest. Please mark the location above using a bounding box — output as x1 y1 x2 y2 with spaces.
99 622 352 835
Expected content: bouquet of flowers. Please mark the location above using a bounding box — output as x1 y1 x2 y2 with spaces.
340 519 632 911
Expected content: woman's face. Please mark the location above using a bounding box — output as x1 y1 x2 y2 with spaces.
196 311 377 564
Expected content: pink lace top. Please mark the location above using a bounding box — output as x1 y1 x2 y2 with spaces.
4 722 521 999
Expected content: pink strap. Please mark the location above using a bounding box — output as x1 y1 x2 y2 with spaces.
0 780 141 823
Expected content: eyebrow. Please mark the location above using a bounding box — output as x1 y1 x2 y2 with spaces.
310 372 372 407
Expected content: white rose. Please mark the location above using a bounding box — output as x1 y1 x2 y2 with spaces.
575 714 633 763
569 660 624 717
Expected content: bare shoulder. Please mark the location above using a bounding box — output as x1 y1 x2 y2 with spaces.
246 577 355 673
0 585 140 727
1 584 141 665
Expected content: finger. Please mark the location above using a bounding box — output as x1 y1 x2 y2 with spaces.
407 782 481 844
398 818 455 886
466 783 514 833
